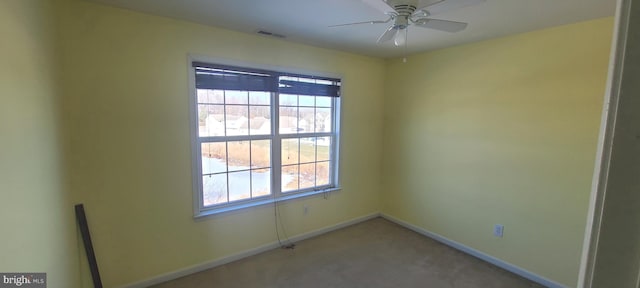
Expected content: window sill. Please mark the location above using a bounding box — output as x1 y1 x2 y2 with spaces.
194 187 342 219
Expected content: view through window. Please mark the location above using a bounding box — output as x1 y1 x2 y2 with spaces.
191 62 341 214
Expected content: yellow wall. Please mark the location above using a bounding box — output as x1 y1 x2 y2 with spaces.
56 0 385 286
382 18 613 287
0 1 79 287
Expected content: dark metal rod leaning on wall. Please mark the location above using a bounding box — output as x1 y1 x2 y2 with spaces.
75 204 103 288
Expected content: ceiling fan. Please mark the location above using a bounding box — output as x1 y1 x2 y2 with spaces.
330 0 485 46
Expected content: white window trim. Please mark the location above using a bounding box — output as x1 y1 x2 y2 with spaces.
187 56 342 218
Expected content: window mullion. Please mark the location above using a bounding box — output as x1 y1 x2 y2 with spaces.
296 92 301 192
200 135 270 142
280 132 332 139
247 93 253 199
331 97 340 187
197 137 205 210
314 95 318 188
249 143 253 199
225 141 230 203
272 91 282 197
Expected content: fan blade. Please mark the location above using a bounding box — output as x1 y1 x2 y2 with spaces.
329 18 391 28
424 0 485 16
377 26 398 43
414 18 468 32
362 0 395 13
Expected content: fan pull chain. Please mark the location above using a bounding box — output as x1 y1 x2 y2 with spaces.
403 29 408 63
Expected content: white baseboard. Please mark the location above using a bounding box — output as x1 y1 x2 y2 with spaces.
380 213 567 288
121 212 381 288
122 212 565 288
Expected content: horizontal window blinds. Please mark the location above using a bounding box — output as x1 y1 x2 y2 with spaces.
193 63 277 92
193 62 341 97
279 80 340 97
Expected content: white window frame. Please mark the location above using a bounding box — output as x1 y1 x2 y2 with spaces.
188 57 342 218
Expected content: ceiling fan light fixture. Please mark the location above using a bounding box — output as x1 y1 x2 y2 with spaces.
394 27 407 46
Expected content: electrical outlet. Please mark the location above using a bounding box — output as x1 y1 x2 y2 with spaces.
303 205 309 215
493 224 504 238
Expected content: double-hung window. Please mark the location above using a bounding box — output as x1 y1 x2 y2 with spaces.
190 61 341 216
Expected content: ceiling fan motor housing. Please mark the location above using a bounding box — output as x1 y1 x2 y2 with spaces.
393 4 417 16
385 0 418 29
392 4 416 28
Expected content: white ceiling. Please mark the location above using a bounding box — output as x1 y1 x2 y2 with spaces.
88 0 617 58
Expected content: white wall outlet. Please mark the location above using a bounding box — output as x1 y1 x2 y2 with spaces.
303 205 309 215
494 224 504 238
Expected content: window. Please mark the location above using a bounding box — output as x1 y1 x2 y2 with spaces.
190 61 341 216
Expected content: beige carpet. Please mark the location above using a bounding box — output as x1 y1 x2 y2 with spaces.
152 217 544 288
